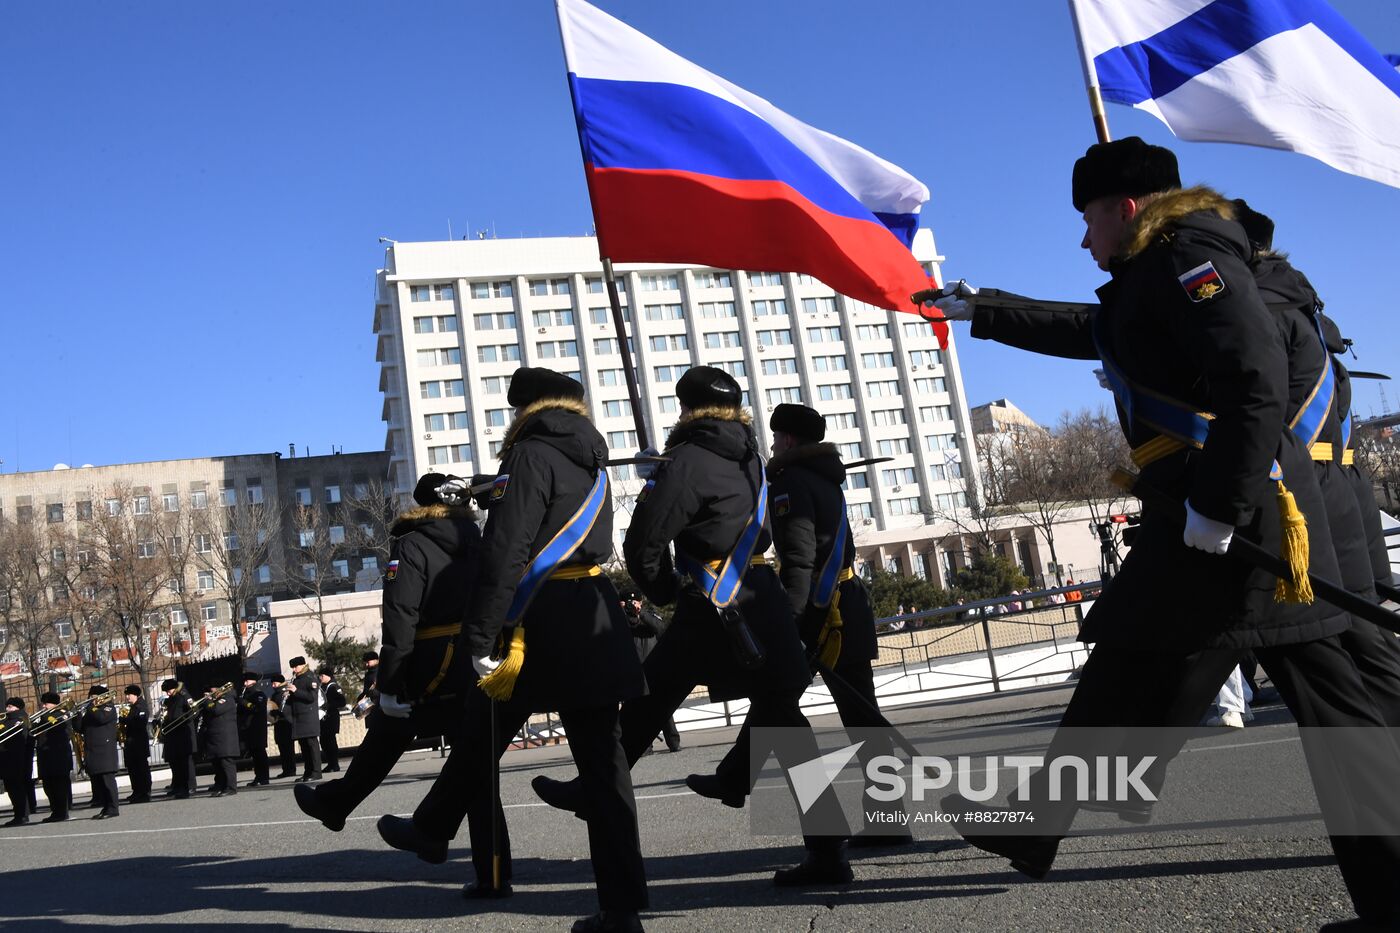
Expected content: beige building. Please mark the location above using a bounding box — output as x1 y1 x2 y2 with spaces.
970 398 1044 438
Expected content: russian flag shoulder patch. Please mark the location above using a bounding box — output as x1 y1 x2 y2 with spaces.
1178 261 1226 302
636 478 656 503
385 559 399 582
774 493 791 517
490 475 510 501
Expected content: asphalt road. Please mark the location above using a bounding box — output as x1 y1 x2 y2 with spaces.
0 689 1364 933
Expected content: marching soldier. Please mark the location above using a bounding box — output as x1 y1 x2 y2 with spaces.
120 685 152 803
237 672 270 787
924 137 1400 928
360 650 379 698
691 403 908 844
296 473 479 832
532 366 852 886
34 692 73 822
285 657 322 782
75 685 120 819
201 684 239 797
375 368 648 932
1 697 31 826
159 679 197 799
268 674 298 778
316 667 346 773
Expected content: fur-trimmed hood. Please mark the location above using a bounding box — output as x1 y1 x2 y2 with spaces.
499 395 605 471
665 405 757 462
390 503 479 556
1121 185 1239 259
769 441 845 485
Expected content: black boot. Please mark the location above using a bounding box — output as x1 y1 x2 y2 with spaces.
684 773 745 809
571 910 644 933
462 880 513 900
773 847 853 886
3 816 29 827
376 815 447 864
294 782 346 832
532 775 587 819
941 793 1060 880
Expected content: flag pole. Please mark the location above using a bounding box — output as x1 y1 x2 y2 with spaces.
1067 0 1112 143
555 0 651 452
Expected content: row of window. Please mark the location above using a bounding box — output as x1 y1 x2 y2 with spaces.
21 485 271 525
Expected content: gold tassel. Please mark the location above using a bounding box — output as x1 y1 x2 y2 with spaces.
816 594 844 669
479 628 526 701
1273 482 1314 605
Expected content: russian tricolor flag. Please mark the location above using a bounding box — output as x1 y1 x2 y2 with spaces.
556 0 943 342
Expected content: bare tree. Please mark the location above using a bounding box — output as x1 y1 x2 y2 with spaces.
193 496 282 665
283 501 352 643
343 474 402 587
0 516 62 697
990 425 1079 587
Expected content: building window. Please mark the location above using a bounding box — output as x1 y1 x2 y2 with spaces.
191 489 208 510
761 358 798 376
702 331 740 349
903 321 934 338
826 411 858 431
197 570 215 591
256 565 272 584
532 309 575 328
865 381 900 398
812 354 848 372
837 442 863 460
421 380 442 399
134 495 151 515
480 376 505 395
752 298 787 317
137 540 157 559
919 404 953 422
801 297 837 315
693 271 732 288
843 472 870 490
817 383 854 401
220 486 237 507
757 329 792 346
638 273 679 291
856 324 891 341
861 352 896 369
910 350 943 368
225 532 240 551
878 438 912 456
870 408 907 427
658 395 678 413
606 430 638 448
438 315 458 333
848 502 874 521
46 503 63 523
158 492 178 512
653 364 688 382
410 285 431 302
602 399 632 418
201 601 218 622
489 440 504 458
428 446 451 465
806 326 843 343
104 498 120 516
424 413 445 432
486 408 510 427
914 378 948 396
643 303 684 322
478 344 520 363
436 283 455 301
648 334 688 352
926 433 959 451
171 608 189 626
246 480 264 505
332 559 350 578
301 564 317 581
471 280 515 299
528 278 571 296
882 467 918 485
536 340 578 359
747 271 783 287
888 496 922 516
715 359 746 377
298 528 315 547
596 369 623 387
76 500 92 521
412 316 435 334
765 387 802 405
700 301 736 319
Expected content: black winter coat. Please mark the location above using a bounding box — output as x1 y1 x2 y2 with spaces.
319 680 345 734
200 693 239 758
237 687 268 747
768 442 877 664
35 711 73 778
76 702 119 775
379 503 481 702
0 710 31 777
121 698 150 758
970 187 1347 650
625 409 811 701
160 690 197 760
465 398 643 711
288 671 319 739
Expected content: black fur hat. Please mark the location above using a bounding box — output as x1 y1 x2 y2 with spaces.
88 684 109 697
507 367 585 408
241 671 259 684
288 656 306 669
41 691 62 705
770 403 826 442
676 366 741 409
413 472 449 507
6 696 24 710
123 685 142 698
1230 198 1275 252
160 679 179 692
1072 136 1181 212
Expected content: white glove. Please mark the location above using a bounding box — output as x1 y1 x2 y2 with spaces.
914 280 977 321
634 447 662 481
1093 368 1110 390
1183 501 1234 555
472 655 500 678
379 693 413 719
435 476 472 506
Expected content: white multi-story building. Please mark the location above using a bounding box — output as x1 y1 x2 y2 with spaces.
373 233 987 580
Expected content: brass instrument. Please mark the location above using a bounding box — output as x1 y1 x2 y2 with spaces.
160 681 234 734
29 698 77 737
116 703 131 744
268 680 293 723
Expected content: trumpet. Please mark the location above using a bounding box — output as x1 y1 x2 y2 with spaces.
30 698 77 737
160 681 234 734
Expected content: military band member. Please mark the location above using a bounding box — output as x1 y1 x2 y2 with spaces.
360 650 379 697
1 697 32 826
268 673 298 778
160 679 197 799
237 672 270 787
532 366 852 886
297 473 478 832
375 368 648 932
317 667 346 773
120 685 152 803
198 684 238 797
286 657 322 782
35 692 73 821
75 685 120 819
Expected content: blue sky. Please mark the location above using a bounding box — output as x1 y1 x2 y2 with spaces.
3 1 1398 474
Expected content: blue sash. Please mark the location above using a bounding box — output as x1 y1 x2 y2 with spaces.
504 470 608 623
811 499 850 609
1289 318 1335 449
675 462 768 608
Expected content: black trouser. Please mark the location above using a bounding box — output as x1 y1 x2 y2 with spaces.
415 686 648 912
297 736 322 778
1025 638 1400 922
619 653 848 854
660 716 681 750
274 724 297 775
317 703 460 819
211 757 237 793
126 752 152 799
1337 618 1400 727
41 775 71 816
166 753 197 797
320 719 340 771
3 772 29 820
241 738 269 783
90 771 119 814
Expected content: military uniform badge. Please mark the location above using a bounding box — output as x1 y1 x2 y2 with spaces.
1178 261 1226 302
490 474 511 501
385 559 399 582
636 479 656 503
774 493 791 517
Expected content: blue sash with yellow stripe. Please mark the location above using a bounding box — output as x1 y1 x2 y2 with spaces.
504 469 608 622
675 462 768 608
811 500 849 610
